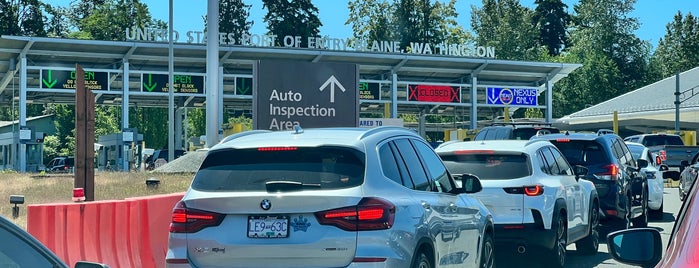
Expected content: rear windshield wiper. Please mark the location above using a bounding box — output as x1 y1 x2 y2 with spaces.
265 180 321 192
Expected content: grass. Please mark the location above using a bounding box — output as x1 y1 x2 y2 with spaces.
0 170 193 230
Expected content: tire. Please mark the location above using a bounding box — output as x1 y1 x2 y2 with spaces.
650 201 664 220
545 212 567 268
479 233 495 268
632 190 649 228
576 199 599 255
412 250 432 268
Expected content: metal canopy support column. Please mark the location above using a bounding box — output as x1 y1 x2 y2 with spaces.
175 100 183 150
470 76 478 130
546 75 552 123
391 73 398 118
219 66 224 136
122 60 130 172
205 0 220 147
19 55 26 172
167 0 175 162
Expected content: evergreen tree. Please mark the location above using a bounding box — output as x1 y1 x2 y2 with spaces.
471 0 543 60
653 12 699 77
346 0 396 46
262 0 321 47
532 0 570 56
74 0 161 41
0 0 48 36
204 0 253 43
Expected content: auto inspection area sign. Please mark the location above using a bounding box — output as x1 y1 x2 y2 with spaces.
254 60 359 130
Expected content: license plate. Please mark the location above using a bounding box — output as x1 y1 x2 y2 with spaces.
247 215 289 238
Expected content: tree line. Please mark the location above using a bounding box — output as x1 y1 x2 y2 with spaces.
0 0 698 163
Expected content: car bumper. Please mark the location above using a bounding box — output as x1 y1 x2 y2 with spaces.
493 223 557 253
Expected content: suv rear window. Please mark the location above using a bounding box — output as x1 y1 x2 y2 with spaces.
549 140 609 166
640 135 684 146
512 128 560 140
191 146 365 192
440 153 531 180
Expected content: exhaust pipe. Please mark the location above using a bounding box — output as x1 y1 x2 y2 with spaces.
517 245 526 254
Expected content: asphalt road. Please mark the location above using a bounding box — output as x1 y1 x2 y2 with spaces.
496 185 682 268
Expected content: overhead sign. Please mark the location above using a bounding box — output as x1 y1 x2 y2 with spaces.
408 84 460 103
41 69 108 90
236 77 253 95
486 87 537 106
359 82 380 100
141 73 204 94
254 60 359 131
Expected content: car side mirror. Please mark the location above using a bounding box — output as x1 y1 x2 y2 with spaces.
75 261 110 268
637 159 648 169
573 165 588 180
459 174 483 194
606 228 662 267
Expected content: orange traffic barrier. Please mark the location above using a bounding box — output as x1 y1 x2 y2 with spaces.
27 192 185 268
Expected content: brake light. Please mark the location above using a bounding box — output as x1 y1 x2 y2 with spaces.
524 185 544 196
655 155 662 165
258 147 298 151
556 138 570 142
595 164 620 181
169 201 224 233
454 150 494 155
659 150 667 161
315 197 395 231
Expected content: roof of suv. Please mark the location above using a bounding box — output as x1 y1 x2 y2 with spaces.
213 126 420 151
532 131 616 142
436 139 552 153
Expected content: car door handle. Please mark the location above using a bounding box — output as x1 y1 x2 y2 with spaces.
449 203 458 213
421 201 431 210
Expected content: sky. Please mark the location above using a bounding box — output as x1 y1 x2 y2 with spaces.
52 0 699 50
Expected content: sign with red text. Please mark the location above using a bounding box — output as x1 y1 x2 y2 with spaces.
408 84 460 103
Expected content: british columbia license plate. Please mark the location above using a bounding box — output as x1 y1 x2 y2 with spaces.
247 215 289 238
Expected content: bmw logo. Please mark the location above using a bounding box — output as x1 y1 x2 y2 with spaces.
260 199 272 210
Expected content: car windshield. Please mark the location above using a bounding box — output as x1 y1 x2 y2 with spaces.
440 153 531 180
549 140 608 166
191 146 365 191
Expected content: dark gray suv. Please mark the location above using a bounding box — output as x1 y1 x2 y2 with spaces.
531 131 649 228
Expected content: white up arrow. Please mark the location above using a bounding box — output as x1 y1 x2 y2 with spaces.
319 75 346 103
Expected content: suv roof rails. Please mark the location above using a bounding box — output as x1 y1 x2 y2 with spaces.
597 129 616 135
489 121 553 127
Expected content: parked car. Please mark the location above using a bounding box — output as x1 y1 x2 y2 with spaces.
473 123 560 141
45 156 74 173
625 142 668 219
531 131 649 228
435 139 599 268
145 149 186 170
166 126 495 268
606 170 690 267
0 214 107 268
623 133 699 176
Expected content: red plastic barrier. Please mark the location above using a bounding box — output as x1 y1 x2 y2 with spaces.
27 192 185 268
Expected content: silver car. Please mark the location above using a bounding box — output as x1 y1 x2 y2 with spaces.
166 126 495 268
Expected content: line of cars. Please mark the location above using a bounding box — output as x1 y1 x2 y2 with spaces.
164 125 624 268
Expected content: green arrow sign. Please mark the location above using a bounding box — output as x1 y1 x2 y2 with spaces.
42 70 57 88
144 74 157 92
236 77 252 95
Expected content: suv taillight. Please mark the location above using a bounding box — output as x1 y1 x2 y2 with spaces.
315 197 395 231
170 201 224 233
659 150 667 161
595 164 620 181
503 185 544 196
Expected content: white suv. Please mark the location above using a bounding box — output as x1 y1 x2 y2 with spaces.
166 126 495 268
436 140 599 268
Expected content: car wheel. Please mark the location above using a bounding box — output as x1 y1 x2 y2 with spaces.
632 190 648 228
576 199 599 255
479 233 495 268
412 250 432 268
650 201 663 220
546 212 567 268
